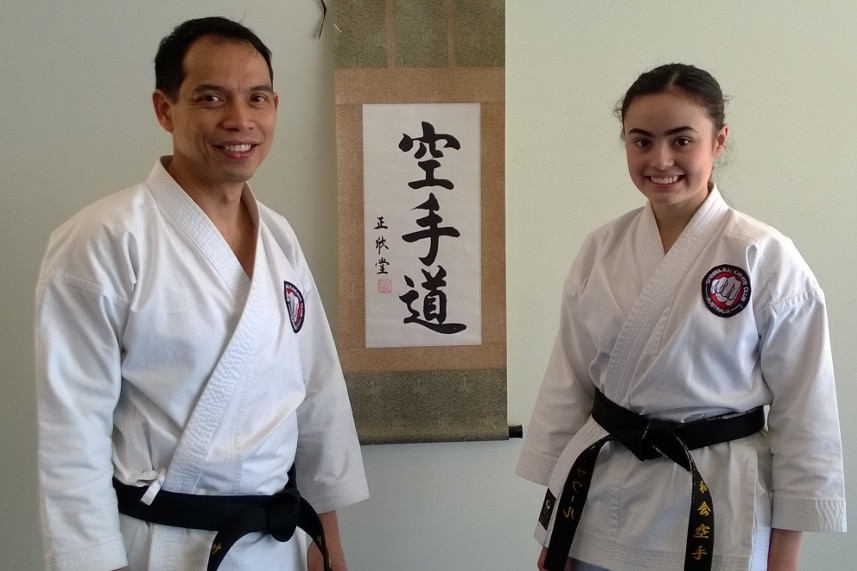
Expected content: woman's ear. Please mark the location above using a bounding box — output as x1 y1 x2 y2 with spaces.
715 124 729 155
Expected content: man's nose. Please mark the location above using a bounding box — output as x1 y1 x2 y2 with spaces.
222 100 253 129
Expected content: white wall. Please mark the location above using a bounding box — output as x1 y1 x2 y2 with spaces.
2 2 855 570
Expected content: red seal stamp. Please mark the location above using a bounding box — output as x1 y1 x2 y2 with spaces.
377 278 392 294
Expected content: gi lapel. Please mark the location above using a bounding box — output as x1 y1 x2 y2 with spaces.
144 164 265 565
603 188 727 403
156 187 265 495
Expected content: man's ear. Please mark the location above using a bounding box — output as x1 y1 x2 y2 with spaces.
152 90 174 133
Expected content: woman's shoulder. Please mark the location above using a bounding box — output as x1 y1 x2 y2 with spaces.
721 206 823 304
562 206 647 289
724 206 790 242
577 205 648 257
721 207 809 267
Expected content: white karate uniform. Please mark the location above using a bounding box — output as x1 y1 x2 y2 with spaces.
36 158 369 571
516 187 846 571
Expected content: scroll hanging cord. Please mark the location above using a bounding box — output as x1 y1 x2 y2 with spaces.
318 0 327 38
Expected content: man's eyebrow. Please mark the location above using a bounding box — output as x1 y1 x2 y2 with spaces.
191 84 224 94
627 126 697 137
191 83 275 94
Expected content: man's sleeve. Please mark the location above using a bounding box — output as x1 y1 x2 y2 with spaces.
35 244 129 571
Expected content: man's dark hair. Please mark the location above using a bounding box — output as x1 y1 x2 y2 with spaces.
154 16 273 101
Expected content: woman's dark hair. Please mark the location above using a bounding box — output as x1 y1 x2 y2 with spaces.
154 16 273 101
616 63 727 134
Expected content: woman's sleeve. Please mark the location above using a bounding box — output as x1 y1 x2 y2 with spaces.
516 270 597 486
759 279 846 533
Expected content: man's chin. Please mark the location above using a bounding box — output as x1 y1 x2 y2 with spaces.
219 168 258 185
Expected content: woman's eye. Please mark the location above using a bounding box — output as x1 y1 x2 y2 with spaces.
674 137 692 147
633 139 650 149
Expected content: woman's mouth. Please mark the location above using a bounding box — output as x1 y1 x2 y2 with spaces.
649 175 681 185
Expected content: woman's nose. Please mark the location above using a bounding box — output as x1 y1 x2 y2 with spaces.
650 143 674 169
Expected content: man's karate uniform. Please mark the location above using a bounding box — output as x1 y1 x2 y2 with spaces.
36 158 369 571
516 187 846 571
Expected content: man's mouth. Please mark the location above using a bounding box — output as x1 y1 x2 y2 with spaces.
221 144 253 152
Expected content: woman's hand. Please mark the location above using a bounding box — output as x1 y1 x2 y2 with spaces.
537 546 574 571
307 511 347 571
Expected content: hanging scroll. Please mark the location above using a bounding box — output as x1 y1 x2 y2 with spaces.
334 0 508 443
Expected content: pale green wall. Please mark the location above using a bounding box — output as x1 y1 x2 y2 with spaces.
1 2 344 569
506 2 857 570
1 2 855 570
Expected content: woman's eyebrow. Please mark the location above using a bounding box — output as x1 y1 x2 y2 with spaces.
626 126 696 137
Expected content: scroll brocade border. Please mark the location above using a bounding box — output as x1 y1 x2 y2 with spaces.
334 1 508 444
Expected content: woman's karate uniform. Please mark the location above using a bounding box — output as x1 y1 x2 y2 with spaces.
516 187 846 571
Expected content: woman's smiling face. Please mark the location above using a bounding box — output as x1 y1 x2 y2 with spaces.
622 90 728 214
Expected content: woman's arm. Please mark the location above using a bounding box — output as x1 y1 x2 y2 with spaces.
307 511 347 571
767 528 802 571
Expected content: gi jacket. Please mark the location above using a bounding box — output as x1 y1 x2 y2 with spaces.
36 159 369 570
516 187 846 571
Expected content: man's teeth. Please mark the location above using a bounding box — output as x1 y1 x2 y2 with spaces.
651 176 678 184
224 144 252 152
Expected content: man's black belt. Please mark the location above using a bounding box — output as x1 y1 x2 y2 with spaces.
113 465 330 571
543 390 765 571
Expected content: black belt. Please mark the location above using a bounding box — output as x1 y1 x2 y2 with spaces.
543 390 765 571
113 465 330 571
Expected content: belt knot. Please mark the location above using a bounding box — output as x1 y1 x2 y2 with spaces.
614 416 679 462
266 487 301 542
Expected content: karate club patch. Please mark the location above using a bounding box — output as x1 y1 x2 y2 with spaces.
701 264 751 317
283 281 305 333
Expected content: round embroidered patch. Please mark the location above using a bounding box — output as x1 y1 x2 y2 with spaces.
283 281 305 333
701 265 751 317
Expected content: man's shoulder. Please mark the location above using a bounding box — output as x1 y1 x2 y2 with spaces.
256 200 300 243
254 200 316 279
255 199 288 225
57 182 153 236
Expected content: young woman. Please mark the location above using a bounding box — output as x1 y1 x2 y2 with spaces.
516 63 846 571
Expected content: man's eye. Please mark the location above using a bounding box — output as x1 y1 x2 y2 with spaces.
251 94 269 104
198 94 222 104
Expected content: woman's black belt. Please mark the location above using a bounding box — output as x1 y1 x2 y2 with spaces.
113 465 330 570
543 390 765 571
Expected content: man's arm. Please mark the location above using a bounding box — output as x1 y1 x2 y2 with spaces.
307 511 347 571
36 226 129 571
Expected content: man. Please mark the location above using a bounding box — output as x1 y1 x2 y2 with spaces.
35 17 368 571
